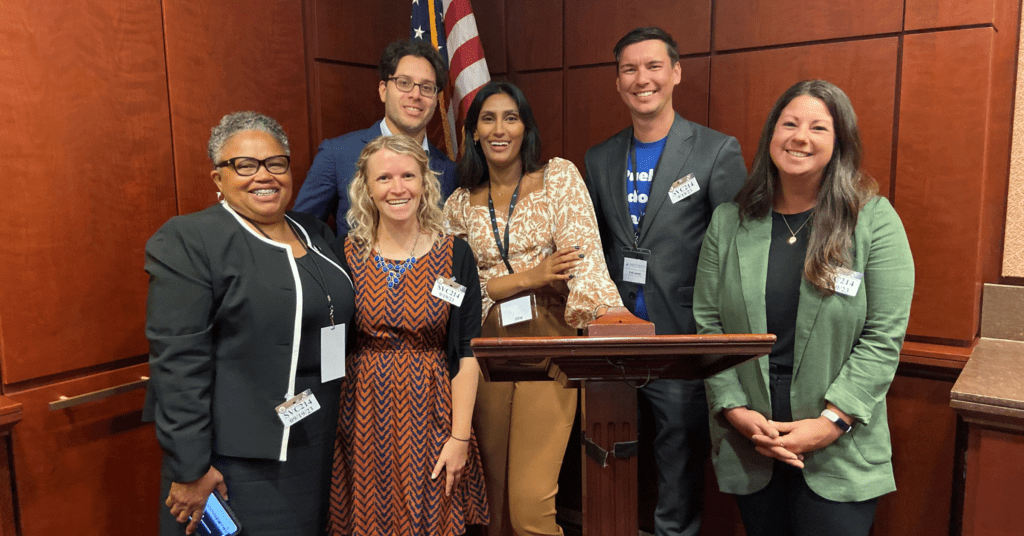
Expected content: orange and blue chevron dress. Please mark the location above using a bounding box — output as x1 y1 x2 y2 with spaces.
329 236 489 535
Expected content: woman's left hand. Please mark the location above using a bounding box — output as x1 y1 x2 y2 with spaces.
431 437 470 496
763 417 843 455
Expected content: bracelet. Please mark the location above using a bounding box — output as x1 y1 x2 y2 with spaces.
450 435 470 442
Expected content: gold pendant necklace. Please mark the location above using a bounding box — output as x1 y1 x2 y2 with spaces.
780 211 813 245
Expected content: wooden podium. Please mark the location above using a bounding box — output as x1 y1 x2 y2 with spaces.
471 310 774 536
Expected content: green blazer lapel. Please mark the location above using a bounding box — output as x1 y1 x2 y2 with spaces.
792 275 825 378
638 115 693 243
734 215 772 382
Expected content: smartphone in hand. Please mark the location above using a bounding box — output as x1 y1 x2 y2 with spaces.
194 492 240 536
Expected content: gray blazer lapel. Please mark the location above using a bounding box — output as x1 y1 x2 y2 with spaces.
638 115 693 243
735 215 771 380
607 131 637 245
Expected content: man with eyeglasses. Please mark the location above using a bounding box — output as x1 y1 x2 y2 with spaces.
294 40 457 233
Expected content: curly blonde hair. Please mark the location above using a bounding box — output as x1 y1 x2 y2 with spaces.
346 135 444 259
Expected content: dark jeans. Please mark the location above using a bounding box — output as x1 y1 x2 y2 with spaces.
734 371 878 536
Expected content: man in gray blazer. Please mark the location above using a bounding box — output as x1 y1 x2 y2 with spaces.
584 27 747 536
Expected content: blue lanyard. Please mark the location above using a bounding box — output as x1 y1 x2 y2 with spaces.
488 176 523 274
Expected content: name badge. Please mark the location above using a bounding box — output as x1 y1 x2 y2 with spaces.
321 324 346 383
432 277 467 306
668 173 700 204
621 246 651 285
499 294 534 326
276 389 320 427
834 268 863 297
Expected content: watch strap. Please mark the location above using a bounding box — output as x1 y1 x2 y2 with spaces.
821 408 852 434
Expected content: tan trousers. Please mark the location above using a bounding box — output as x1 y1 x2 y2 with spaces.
476 293 578 536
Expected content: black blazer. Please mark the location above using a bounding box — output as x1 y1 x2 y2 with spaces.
143 204 354 483
331 234 481 379
584 113 746 335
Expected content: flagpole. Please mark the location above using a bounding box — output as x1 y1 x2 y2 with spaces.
426 0 458 160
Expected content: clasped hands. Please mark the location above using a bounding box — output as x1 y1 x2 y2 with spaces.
723 406 846 468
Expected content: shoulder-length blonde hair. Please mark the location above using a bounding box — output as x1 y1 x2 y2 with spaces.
346 135 444 259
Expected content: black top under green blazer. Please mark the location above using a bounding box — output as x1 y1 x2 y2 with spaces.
694 197 915 502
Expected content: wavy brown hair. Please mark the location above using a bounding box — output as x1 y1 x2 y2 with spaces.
346 135 444 260
735 80 878 295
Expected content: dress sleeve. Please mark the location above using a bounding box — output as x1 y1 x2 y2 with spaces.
547 158 624 329
144 219 216 483
824 198 915 425
444 189 495 320
694 206 750 413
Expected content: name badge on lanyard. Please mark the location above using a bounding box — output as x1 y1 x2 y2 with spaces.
622 246 651 285
321 324 346 382
499 294 536 326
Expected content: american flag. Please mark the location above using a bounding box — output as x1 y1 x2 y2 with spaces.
411 0 490 160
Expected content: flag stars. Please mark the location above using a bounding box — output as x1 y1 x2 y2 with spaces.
414 26 425 39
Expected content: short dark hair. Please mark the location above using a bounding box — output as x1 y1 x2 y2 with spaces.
613 27 680 65
379 40 448 93
457 80 543 189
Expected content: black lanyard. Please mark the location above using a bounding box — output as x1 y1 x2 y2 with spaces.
628 138 646 248
238 212 336 326
487 176 523 274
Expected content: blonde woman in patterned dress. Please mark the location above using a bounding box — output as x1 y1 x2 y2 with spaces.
328 135 488 535
443 81 625 536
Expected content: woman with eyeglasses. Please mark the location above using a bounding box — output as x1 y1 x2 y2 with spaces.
145 111 355 536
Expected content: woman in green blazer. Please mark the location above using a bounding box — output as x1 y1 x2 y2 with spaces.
694 80 914 536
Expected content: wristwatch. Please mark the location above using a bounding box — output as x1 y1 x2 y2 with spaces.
821 409 852 434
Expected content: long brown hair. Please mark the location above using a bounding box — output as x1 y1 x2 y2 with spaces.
735 80 877 295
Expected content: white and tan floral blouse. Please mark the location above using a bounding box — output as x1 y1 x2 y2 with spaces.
443 157 623 329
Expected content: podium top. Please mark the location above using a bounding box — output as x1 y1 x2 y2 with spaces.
471 333 775 385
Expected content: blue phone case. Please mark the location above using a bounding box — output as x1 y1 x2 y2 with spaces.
195 492 241 536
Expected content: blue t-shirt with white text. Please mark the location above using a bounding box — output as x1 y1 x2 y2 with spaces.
626 136 667 320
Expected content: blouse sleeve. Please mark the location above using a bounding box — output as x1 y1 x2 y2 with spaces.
546 158 624 329
144 218 216 483
444 188 495 321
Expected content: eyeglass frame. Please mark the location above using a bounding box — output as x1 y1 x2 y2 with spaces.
214 155 291 176
387 76 440 98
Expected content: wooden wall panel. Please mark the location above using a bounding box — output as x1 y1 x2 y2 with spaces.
566 58 709 175
313 0 408 62
511 71 564 164
905 0 996 31
873 373 958 536
474 0 508 74
508 0 562 71
9 364 161 536
315 63 384 145
896 29 994 342
564 0 711 66
163 0 311 216
961 427 1024 536
0 0 175 383
714 0 903 51
982 0 1020 283
709 38 898 193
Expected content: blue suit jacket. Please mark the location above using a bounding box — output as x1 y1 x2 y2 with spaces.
293 121 458 233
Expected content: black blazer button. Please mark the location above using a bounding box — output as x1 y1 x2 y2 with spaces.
628 292 636 299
